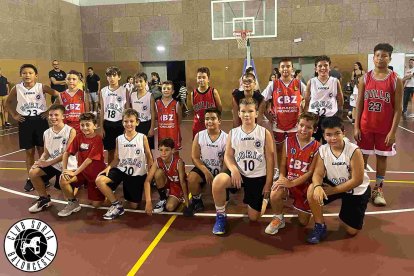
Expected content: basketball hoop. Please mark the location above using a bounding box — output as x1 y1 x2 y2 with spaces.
233 30 252 49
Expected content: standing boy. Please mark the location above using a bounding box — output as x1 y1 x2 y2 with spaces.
0 68 11 127
211 98 274 235
192 67 222 138
354 43 403 206
6 64 59 192
96 109 153 220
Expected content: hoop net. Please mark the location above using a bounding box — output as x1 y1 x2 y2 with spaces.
233 30 252 49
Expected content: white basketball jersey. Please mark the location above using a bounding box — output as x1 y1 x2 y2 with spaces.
43 125 77 171
308 77 338 117
16 83 47 116
198 130 228 176
319 140 369 195
116 133 147 176
101 86 127 122
131 91 152 122
231 125 266 177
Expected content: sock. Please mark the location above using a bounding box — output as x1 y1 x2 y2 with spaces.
215 205 226 215
192 194 202 201
274 214 284 221
112 200 120 206
157 188 167 201
376 176 384 188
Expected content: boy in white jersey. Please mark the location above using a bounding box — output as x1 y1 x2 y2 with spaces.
96 109 153 220
130 72 156 149
307 116 370 244
5 64 60 192
212 98 274 235
28 104 77 213
184 107 228 217
304 55 344 144
99 66 129 164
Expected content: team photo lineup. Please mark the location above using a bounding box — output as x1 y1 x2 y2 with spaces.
3 41 405 245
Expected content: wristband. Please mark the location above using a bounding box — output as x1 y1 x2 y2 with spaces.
313 184 323 190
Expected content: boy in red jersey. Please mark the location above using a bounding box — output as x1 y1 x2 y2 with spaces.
354 43 403 206
58 70 89 134
265 112 320 235
58 112 106 216
144 138 189 214
155 81 182 151
262 58 303 171
192 67 222 138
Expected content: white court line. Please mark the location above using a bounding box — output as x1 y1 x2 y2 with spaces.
0 131 19 137
0 149 25 158
398 125 414 134
0 185 413 217
366 164 374 172
182 119 233 122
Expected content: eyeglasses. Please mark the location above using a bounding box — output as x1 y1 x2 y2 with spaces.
53 63 59 66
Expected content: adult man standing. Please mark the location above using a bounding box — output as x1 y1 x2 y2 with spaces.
0 68 11 128
48 60 66 103
402 59 414 118
329 66 342 82
86 67 101 114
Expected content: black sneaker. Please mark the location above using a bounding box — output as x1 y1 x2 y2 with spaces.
24 179 34 192
54 177 61 190
183 199 204 217
28 195 51 213
4 122 12 127
41 175 51 188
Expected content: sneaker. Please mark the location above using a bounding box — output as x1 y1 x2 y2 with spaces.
103 204 125 220
212 213 227 235
307 223 327 244
372 187 387 206
28 196 51 213
407 113 414 118
265 216 286 235
24 179 34 192
153 199 166 213
58 200 81 217
273 168 280 181
183 199 204 217
4 122 11 127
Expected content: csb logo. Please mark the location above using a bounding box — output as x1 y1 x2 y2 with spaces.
4 219 58 272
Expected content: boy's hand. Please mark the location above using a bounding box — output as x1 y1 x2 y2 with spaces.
12 113 25 122
313 186 328 206
63 170 76 178
145 201 153 216
99 167 110 176
204 171 214 186
354 127 361 142
230 168 242 189
272 177 292 191
385 132 396 146
262 183 271 199
36 159 50 168
40 112 48 119
148 129 154 137
322 185 337 196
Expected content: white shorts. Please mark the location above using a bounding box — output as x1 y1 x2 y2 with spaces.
89 92 98 102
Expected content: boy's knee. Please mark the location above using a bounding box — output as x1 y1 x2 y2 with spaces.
91 201 101 208
165 203 176 212
95 176 106 188
28 168 40 179
298 213 311 226
270 188 284 201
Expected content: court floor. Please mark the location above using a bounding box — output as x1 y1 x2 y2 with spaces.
0 114 413 275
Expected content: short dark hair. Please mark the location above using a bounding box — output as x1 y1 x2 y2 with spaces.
298 112 318 129
409 58 414 62
79 112 97 125
122 108 140 122
245 67 254 74
294 69 302 78
374 43 393 56
48 104 65 114
242 72 256 80
127 75 133 81
67 70 80 77
134 72 148 82
20 64 38 74
321 116 344 132
315 55 331 66
162 80 174 91
204 107 222 119
159 137 175 149
87 67 94 70
197 67 210 78
106 66 121 77
279 57 293 65
239 97 258 111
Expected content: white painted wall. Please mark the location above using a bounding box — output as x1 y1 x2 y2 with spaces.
142 62 167 83
77 0 178 6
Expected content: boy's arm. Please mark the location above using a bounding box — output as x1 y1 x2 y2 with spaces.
38 128 76 168
278 141 287 177
223 130 242 188
336 80 344 112
213 89 222 112
257 100 266 126
177 159 189 207
303 80 311 112
97 80 101 94
143 160 157 215
231 97 240 128
143 136 154 169
84 90 90 112
99 91 105 136
386 77 403 146
263 129 275 197
191 133 214 185
50 77 66 86
62 152 70 171
290 152 319 188
176 101 182 125
5 86 23 122
43 85 60 98
73 158 93 176
148 96 156 137
103 141 120 175
311 154 325 187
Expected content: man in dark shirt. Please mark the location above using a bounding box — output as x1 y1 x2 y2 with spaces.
86 67 101 114
329 66 342 82
0 68 11 127
48 60 66 103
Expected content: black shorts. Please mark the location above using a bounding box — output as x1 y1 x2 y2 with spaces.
39 165 61 183
103 120 124 150
323 185 370 230
225 170 266 212
190 166 207 187
313 115 326 144
18 115 49 149
106 168 146 203
136 120 154 149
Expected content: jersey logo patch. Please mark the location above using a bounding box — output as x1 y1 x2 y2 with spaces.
143 105 148 110
62 138 67 145
135 149 141 155
117 96 122 102
291 148 296 154
36 95 41 100
254 139 262 149
80 143 89 150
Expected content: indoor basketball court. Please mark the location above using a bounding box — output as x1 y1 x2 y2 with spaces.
0 0 414 275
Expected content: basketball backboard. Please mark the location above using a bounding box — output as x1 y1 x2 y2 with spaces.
211 0 277 40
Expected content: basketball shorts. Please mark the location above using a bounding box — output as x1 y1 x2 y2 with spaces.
136 120 154 149
273 130 297 145
105 168 146 203
289 183 311 213
70 172 105 201
357 131 396 156
103 120 124 150
18 115 49 149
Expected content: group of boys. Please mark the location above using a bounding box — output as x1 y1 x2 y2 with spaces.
5 42 402 244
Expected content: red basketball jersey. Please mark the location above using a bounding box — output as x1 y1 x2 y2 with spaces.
192 87 216 137
156 99 181 150
272 79 302 131
60 89 86 133
156 155 181 185
361 70 397 134
285 135 320 182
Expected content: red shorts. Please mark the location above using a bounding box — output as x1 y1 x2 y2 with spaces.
65 120 81 134
357 131 396 156
166 181 184 200
192 120 205 139
273 131 296 144
288 183 310 213
70 172 105 201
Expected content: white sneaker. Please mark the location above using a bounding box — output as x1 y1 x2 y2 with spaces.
153 199 166 213
58 200 81 217
265 216 285 235
372 187 387 206
273 168 280 181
